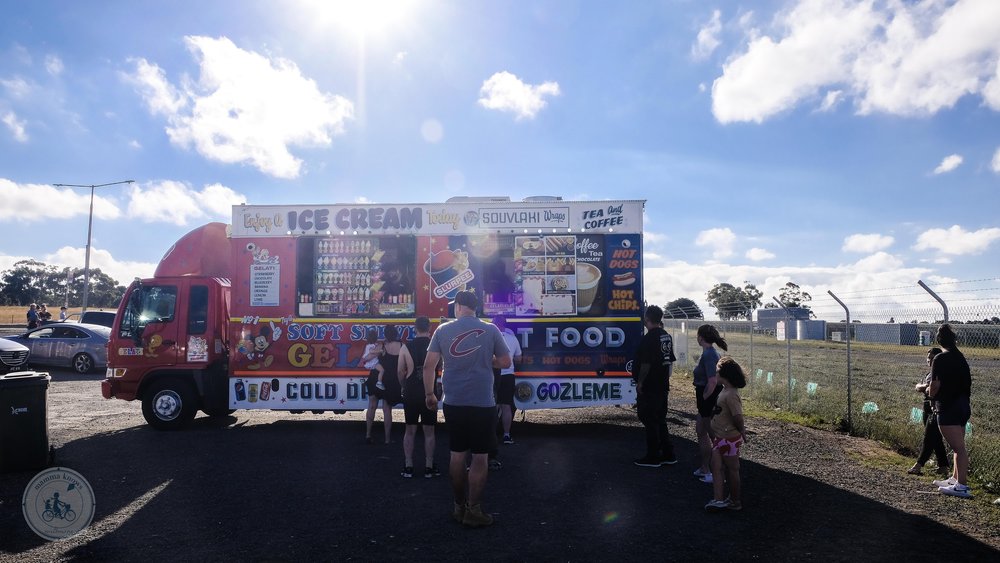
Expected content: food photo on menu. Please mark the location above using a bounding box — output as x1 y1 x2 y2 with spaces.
513 234 591 316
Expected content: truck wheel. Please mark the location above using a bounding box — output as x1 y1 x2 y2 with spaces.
72 353 94 374
142 379 197 430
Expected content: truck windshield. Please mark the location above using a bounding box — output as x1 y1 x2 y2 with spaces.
119 285 178 340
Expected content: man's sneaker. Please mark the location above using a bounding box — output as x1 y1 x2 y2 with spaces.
660 455 678 465
932 476 958 487
503 434 514 444
633 456 663 467
693 468 709 477
425 465 440 478
705 499 731 511
700 473 714 484
488 458 502 471
462 504 494 527
401 466 413 478
939 483 973 499
452 502 466 523
906 464 923 475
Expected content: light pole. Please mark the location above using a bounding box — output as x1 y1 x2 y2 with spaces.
52 180 134 313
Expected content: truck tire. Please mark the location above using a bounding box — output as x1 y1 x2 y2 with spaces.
142 379 197 430
72 353 94 374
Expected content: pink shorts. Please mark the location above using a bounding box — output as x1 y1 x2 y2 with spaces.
712 436 743 457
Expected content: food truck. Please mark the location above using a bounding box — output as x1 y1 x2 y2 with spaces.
102 197 645 429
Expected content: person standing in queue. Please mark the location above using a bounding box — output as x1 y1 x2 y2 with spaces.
907 347 950 476
492 314 522 445
693 324 727 483
633 305 678 467
929 324 974 498
398 317 440 478
423 290 511 528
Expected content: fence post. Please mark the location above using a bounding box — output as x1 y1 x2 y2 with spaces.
739 298 754 380
772 297 793 410
828 290 852 431
918 280 949 322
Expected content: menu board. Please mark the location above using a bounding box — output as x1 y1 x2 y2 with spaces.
514 235 580 316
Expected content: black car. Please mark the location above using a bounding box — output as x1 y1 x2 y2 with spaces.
66 310 117 328
0 338 30 374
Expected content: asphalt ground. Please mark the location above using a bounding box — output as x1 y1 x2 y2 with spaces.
1 367 998 562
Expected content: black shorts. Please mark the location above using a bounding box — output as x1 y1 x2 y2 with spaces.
937 398 971 426
495 373 515 406
404 397 438 426
443 404 497 454
695 384 722 418
364 369 383 399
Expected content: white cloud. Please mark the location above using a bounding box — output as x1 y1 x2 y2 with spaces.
914 225 1000 255
2 111 28 142
0 178 121 222
818 90 842 112
643 254 931 322
44 54 64 76
991 147 1000 173
933 154 963 174
124 36 355 179
712 0 1000 123
477 71 560 120
123 58 187 116
0 77 32 98
692 10 723 60
393 51 408 66
695 227 736 259
129 139 142 149
43 246 157 286
843 233 894 253
745 247 775 261
126 180 245 226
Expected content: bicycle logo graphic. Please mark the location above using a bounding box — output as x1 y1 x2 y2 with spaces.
22 467 95 541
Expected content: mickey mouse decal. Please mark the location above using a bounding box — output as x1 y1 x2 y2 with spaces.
238 321 282 370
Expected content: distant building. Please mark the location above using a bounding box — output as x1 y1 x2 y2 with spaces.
854 323 920 346
757 307 811 332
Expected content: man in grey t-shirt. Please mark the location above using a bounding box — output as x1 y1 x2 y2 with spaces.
423 290 511 528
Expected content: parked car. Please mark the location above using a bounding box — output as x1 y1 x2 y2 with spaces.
0 338 30 374
66 310 117 328
2 323 110 374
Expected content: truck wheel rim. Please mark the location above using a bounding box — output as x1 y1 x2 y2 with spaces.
153 390 182 421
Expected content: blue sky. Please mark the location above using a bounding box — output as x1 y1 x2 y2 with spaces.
1 0 998 320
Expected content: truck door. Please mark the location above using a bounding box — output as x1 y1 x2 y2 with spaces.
120 284 180 366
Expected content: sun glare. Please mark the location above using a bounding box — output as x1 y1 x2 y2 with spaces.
295 0 417 40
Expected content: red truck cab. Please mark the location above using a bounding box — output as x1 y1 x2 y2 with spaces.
102 223 233 429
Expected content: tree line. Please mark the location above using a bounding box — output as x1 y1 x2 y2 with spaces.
0 260 125 309
663 281 811 320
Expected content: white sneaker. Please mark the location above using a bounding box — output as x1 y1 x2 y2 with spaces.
932 476 957 487
705 499 731 511
700 473 714 484
939 483 972 499
693 468 709 478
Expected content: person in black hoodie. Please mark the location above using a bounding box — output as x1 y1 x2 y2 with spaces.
907 347 950 476
633 305 678 467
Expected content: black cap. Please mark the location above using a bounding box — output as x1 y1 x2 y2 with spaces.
449 290 479 310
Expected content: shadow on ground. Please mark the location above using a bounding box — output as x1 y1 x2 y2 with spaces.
1 408 997 561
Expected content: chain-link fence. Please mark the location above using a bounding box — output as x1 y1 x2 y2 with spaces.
663 278 1000 493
